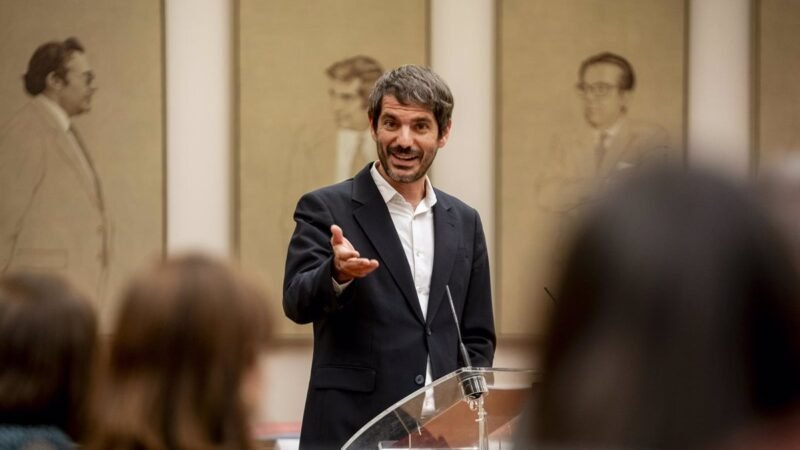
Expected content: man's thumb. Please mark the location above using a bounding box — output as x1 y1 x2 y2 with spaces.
330 224 344 244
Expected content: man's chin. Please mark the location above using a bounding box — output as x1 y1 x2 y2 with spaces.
387 169 422 184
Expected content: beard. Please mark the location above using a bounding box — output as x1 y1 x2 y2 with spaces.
377 143 437 184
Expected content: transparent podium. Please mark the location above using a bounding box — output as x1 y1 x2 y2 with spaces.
342 368 537 450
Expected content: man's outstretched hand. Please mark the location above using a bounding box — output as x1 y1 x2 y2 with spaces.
330 224 379 283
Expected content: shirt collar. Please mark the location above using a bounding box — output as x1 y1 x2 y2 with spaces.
595 117 625 141
36 95 71 132
370 162 437 209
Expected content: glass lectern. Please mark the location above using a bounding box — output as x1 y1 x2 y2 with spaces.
342 368 537 450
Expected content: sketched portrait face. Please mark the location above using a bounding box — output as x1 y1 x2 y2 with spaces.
578 62 630 130
56 52 96 116
329 77 368 131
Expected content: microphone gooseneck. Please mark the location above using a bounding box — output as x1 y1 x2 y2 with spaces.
445 285 472 368
445 285 487 401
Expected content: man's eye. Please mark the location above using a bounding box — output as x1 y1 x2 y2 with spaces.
414 123 430 132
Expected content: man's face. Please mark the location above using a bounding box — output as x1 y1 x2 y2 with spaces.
371 95 450 185
579 62 629 130
56 52 96 117
329 78 368 130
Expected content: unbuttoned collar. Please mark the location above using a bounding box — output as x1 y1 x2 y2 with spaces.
369 162 438 210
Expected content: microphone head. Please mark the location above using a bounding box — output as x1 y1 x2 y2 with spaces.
458 371 488 401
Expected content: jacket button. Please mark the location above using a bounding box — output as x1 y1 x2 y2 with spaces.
425 326 432 336
415 374 425 385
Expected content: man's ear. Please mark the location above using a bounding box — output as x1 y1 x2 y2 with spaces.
45 71 64 91
368 115 377 140
437 120 452 148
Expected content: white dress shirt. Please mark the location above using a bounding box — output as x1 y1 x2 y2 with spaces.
369 162 437 413
333 162 438 412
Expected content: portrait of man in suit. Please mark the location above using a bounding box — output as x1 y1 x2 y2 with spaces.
284 65 496 449
0 37 110 303
326 55 384 181
536 52 671 214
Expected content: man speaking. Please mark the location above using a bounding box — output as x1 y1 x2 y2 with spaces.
283 65 496 449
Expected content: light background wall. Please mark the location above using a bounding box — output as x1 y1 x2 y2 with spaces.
165 0 751 424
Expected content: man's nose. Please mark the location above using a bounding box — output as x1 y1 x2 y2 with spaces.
396 126 413 147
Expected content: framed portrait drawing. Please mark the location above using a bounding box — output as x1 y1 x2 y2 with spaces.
756 0 800 170
0 0 165 330
237 0 429 337
497 0 687 336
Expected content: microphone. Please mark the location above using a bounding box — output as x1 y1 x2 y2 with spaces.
445 285 487 401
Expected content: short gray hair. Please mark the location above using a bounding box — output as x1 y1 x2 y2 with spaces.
367 65 454 138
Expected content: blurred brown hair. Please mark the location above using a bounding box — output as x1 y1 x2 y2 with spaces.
0 271 97 438
88 254 272 450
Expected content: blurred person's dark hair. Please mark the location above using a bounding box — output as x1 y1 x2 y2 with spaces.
526 167 800 449
0 272 97 443
756 156 800 270
87 254 272 450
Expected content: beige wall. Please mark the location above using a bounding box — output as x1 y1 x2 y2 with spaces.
758 0 800 168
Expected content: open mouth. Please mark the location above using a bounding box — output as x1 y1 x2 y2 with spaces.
389 153 419 169
388 147 419 162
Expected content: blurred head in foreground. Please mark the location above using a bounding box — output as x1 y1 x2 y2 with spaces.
530 168 800 449
757 155 800 268
89 254 272 450
0 272 97 442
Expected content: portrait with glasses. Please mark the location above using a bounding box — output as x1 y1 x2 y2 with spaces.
0 1 165 331
536 51 673 215
497 0 686 337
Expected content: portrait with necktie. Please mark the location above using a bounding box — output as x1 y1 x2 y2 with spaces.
0 38 110 307
536 52 672 215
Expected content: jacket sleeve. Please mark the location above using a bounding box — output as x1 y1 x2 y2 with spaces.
460 210 496 367
0 132 46 272
283 192 355 324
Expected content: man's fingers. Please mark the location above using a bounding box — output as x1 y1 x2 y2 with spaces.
330 224 344 246
338 258 380 278
334 246 360 260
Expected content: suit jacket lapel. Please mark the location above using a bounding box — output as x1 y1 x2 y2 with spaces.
351 166 425 324
426 193 458 325
31 101 101 207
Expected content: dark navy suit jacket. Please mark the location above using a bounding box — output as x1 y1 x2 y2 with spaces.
283 164 496 450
